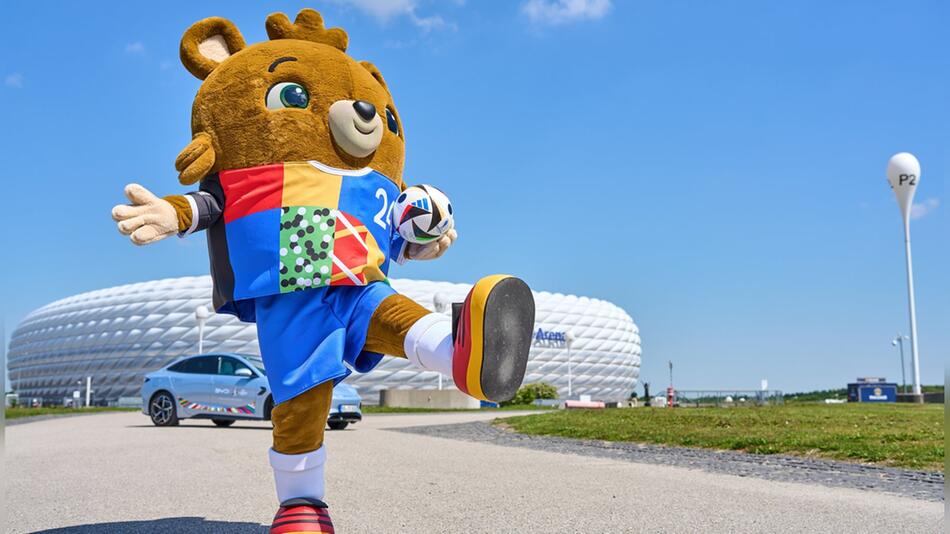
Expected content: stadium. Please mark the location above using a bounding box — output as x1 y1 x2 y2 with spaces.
7 276 641 404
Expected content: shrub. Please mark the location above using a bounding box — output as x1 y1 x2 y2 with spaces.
503 382 559 406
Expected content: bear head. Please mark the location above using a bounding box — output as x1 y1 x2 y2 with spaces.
178 9 405 187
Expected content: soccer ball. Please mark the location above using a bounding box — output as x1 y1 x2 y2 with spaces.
392 185 454 244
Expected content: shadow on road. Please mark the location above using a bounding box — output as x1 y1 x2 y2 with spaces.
126 423 354 432
33 517 265 533
125 424 273 431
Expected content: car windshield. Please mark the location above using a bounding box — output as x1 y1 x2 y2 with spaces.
246 357 266 376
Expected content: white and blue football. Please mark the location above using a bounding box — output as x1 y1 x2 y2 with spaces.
392 185 454 244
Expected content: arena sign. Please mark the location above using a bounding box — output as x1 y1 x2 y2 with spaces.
534 328 567 346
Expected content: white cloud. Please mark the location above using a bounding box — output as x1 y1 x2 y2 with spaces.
910 197 939 219
522 0 612 25
334 0 453 31
4 73 23 88
125 42 145 54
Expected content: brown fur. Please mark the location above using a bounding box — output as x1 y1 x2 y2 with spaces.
271 380 333 454
162 195 192 231
364 294 431 357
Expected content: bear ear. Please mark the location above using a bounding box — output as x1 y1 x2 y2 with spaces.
360 61 389 92
180 17 246 80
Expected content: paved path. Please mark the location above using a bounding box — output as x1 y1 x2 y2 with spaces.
5 412 943 533
399 421 944 502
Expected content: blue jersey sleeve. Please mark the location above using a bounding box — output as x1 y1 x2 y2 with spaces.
390 230 408 265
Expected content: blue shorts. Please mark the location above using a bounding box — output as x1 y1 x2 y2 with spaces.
254 282 397 405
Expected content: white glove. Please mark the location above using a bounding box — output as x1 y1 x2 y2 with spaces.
111 184 179 245
406 229 457 261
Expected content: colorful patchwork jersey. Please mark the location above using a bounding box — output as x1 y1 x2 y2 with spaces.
184 161 406 321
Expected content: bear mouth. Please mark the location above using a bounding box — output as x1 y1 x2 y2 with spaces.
353 120 377 135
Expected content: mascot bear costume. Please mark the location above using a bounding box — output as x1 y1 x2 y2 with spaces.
111 8 535 532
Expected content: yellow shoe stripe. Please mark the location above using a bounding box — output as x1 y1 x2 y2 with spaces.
465 274 511 400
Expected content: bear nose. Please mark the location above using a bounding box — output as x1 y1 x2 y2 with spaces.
352 100 376 122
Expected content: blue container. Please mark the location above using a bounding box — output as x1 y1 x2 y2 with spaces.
847 382 898 403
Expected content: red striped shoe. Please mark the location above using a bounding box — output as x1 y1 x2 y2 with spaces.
452 275 535 402
270 498 334 534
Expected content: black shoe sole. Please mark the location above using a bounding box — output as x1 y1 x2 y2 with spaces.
479 277 535 402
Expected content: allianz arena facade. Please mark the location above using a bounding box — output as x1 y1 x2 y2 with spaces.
7 276 641 404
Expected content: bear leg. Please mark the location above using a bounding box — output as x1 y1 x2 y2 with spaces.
367 276 536 403
363 293 432 358
269 380 333 504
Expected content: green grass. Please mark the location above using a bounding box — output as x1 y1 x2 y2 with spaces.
498 403 944 472
363 404 550 414
5 406 139 420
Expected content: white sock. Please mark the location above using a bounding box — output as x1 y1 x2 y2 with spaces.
269 446 326 503
404 312 454 377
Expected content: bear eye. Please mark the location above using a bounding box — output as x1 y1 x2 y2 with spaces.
386 108 399 135
266 82 310 110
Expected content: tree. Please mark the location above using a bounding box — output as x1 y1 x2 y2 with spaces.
502 382 559 406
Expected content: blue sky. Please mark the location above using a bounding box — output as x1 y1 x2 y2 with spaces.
1 0 946 393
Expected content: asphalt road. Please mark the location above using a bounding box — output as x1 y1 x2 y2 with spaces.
5 411 942 533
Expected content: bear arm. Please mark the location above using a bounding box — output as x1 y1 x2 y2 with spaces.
162 195 194 233
160 178 225 236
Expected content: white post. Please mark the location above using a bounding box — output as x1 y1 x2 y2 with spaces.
85 376 91 407
195 305 210 354
567 345 572 398
886 153 923 396
901 219 922 395
565 331 575 399
433 293 448 391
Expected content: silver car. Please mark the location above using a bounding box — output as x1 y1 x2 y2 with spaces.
141 353 362 429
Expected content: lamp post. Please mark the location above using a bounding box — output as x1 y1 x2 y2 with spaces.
891 333 909 394
564 331 575 399
432 293 451 314
886 153 922 397
195 305 210 354
667 360 674 408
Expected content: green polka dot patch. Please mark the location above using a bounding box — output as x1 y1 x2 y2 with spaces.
278 206 336 292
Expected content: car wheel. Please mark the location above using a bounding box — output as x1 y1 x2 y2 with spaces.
212 418 235 427
328 421 349 431
263 396 274 421
149 391 179 427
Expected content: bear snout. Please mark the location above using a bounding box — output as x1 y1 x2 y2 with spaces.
328 99 384 158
